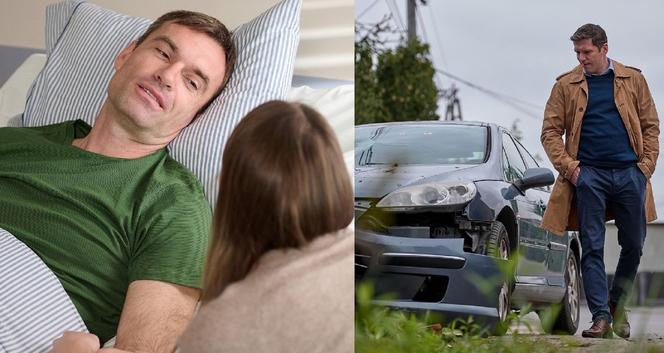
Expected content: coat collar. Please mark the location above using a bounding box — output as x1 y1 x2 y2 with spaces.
568 59 633 83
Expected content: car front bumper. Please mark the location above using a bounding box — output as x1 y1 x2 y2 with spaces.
356 228 506 327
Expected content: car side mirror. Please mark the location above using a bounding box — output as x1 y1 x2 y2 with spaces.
514 168 554 192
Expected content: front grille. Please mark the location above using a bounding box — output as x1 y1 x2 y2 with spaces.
357 209 463 239
413 276 449 302
368 273 449 302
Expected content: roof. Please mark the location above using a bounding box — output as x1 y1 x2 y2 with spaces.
356 120 494 128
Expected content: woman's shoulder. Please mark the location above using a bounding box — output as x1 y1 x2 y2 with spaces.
179 227 354 353
225 226 353 301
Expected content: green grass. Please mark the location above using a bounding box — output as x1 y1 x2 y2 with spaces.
355 282 566 353
355 249 664 353
355 283 664 353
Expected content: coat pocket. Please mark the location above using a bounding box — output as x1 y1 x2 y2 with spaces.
637 161 651 179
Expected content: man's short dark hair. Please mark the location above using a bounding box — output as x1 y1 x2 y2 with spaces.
135 11 237 112
570 23 608 48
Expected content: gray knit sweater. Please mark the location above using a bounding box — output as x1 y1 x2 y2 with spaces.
178 228 354 353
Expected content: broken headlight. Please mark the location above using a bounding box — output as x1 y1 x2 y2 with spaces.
376 181 477 208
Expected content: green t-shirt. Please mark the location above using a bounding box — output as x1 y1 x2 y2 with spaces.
0 120 212 343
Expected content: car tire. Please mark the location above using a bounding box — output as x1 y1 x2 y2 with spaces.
486 221 512 335
541 250 580 335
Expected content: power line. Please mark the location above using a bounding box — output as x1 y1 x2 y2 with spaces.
357 2 542 121
436 69 543 120
385 0 405 31
413 3 540 121
437 70 542 110
357 0 381 20
414 4 444 89
423 2 448 70
415 5 428 43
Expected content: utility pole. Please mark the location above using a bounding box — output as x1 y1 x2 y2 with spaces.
407 0 451 120
443 85 463 121
407 0 416 40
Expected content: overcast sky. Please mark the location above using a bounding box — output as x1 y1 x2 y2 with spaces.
357 0 664 216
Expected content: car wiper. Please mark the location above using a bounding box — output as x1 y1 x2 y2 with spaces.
365 145 374 165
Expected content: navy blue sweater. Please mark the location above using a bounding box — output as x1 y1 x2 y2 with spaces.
577 71 637 168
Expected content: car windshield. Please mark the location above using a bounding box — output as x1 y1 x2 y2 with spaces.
356 124 488 166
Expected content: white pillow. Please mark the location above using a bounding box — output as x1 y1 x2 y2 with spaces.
0 54 47 127
23 0 301 208
287 85 354 177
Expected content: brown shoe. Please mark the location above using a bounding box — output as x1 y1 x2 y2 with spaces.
581 319 613 338
610 302 630 339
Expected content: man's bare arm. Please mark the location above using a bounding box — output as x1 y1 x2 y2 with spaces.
112 280 199 353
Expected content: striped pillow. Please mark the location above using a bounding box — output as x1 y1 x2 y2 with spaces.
0 228 88 352
23 0 301 208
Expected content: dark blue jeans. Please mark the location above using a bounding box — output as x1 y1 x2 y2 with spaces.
576 165 647 322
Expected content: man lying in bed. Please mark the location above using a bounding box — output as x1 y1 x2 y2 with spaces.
0 10 235 353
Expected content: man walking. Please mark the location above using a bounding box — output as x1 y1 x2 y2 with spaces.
541 24 659 338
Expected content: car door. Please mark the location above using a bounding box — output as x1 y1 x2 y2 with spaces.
513 141 566 285
501 132 548 281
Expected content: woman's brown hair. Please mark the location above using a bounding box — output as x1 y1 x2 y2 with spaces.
201 100 353 302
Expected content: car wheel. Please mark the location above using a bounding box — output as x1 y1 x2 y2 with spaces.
542 250 580 335
486 221 512 335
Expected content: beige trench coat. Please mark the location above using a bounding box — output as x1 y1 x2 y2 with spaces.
540 60 659 235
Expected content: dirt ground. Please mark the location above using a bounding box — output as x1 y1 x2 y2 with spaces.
506 305 664 352
495 334 664 353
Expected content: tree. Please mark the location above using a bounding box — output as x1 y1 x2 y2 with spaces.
376 38 439 122
355 21 439 124
355 37 388 125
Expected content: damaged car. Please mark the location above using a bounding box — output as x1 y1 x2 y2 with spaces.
355 121 581 334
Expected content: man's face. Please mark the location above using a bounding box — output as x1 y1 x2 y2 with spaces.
573 38 608 75
106 22 227 143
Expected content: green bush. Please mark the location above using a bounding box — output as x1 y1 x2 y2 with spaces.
355 23 439 125
375 38 438 123
355 282 565 353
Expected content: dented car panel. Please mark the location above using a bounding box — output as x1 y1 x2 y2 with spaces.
356 228 505 325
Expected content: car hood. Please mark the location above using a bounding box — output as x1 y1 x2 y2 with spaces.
355 164 489 198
